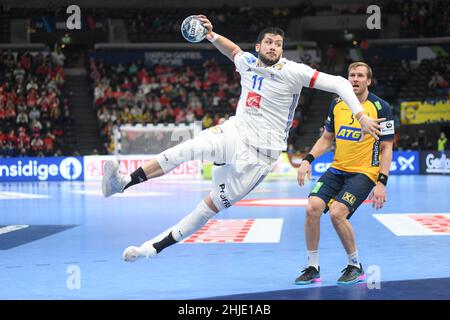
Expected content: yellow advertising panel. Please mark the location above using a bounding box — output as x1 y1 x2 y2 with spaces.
401 101 450 124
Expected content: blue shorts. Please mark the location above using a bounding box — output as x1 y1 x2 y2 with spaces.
309 168 375 219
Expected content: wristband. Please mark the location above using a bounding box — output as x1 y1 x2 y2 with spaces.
303 153 315 164
208 32 219 42
377 173 388 186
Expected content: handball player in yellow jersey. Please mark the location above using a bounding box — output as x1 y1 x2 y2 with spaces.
295 62 394 285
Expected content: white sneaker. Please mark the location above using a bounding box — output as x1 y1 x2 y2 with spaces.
122 242 157 262
102 160 128 197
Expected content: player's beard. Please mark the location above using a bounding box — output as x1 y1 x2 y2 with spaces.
258 52 280 66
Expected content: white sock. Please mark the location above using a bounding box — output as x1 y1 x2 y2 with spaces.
307 250 319 270
138 201 216 256
123 175 132 188
171 200 217 241
348 251 359 267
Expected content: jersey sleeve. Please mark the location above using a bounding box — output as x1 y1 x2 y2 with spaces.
287 62 319 91
234 51 257 74
324 99 337 133
377 100 395 141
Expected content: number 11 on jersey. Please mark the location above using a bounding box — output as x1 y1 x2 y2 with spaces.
252 75 264 91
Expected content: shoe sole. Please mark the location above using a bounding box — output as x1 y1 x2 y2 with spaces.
123 245 157 262
123 255 140 262
102 160 118 197
337 274 366 285
295 277 321 285
123 246 141 262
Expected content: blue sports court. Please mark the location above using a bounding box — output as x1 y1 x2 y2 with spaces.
1 0 450 305
1 174 449 300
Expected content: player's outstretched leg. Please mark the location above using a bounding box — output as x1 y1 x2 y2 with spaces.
122 197 218 262
102 160 131 197
102 131 217 198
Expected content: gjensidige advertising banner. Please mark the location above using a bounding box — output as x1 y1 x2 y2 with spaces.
420 151 450 175
0 157 84 182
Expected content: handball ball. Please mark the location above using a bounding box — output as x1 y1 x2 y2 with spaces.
181 15 207 43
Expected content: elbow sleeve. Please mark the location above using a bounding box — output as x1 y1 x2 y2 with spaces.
314 73 353 96
334 76 353 93
314 73 363 115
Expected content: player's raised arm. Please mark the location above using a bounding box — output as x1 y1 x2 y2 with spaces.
312 72 384 140
197 15 242 62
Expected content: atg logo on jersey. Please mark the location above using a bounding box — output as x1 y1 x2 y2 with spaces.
336 126 361 141
246 92 261 109
0 157 84 182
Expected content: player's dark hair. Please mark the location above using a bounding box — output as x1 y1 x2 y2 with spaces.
256 27 285 43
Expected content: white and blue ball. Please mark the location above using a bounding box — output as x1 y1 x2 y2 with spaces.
181 15 207 43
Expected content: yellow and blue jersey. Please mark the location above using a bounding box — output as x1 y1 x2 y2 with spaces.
325 92 394 183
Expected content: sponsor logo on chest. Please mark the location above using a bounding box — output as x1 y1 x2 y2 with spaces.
246 91 261 109
336 126 361 141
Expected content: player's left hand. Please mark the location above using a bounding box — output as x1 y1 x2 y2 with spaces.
369 183 387 210
358 115 385 141
197 14 214 40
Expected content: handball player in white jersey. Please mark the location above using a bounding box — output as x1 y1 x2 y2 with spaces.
102 15 384 262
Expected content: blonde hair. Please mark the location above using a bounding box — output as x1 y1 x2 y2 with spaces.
348 62 372 79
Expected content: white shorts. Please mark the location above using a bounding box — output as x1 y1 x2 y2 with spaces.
156 117 281 211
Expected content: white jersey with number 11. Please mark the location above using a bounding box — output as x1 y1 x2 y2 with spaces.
233 51 319 151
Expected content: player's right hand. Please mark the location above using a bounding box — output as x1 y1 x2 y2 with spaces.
297 160 312 186
357 114 385 141
197 15 214 39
